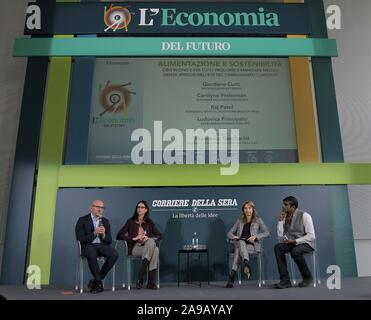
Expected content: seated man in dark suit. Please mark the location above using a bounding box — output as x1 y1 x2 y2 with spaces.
75 199 118 293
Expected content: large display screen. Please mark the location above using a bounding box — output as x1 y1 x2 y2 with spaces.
87 57 298 164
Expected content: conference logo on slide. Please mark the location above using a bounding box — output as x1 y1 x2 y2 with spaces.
98 81 136 117
103 4 132 32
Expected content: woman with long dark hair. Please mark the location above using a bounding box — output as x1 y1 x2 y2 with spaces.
117 200 162 289
226 200 270 288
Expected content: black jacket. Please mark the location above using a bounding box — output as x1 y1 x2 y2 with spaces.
75 213 113 246
116 218 162 255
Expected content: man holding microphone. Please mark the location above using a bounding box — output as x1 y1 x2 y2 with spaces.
75 199 118 293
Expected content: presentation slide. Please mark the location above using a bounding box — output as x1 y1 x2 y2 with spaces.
88 57 298 163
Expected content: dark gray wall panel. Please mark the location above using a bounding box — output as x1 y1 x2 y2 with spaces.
51 185 338 285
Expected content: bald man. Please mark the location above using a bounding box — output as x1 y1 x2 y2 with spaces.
75 200 118 293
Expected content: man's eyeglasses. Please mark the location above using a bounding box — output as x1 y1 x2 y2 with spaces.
93 205 105 210
137 206 146 209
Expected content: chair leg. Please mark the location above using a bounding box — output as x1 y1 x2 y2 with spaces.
258 254 262 288
122 257 126 288
75 258 79 291
157 260 160 289
127 259 131 290
112 265 115 292
261 254 265 285
79 259 84 294
238 266 242 285
288 255 296 285
312 253 321 287
312 253 316 287
315 252 321 285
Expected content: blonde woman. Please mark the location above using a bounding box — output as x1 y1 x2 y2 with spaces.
226 200 270 288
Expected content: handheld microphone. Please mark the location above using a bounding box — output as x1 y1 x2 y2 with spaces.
98 216 104 238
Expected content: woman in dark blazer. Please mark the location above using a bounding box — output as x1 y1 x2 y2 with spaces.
226 200 270 288
117 200 162 289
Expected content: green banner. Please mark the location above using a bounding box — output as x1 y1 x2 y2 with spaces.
13 37 338 57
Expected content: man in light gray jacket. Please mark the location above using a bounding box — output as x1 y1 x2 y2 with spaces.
273 196 316 289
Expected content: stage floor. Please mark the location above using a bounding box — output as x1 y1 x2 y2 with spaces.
1 278 370 300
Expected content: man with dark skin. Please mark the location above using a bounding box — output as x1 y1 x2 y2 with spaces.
273 196 316 289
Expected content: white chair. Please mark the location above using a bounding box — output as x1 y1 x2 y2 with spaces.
285 242 321 287
75 241 115 293
227 239 265 287
117 239 161 290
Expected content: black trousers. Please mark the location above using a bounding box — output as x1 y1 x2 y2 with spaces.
82 243 118 281
274 243 313 281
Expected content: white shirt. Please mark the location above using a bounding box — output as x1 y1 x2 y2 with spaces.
277 210 316 247
91 213 101 244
